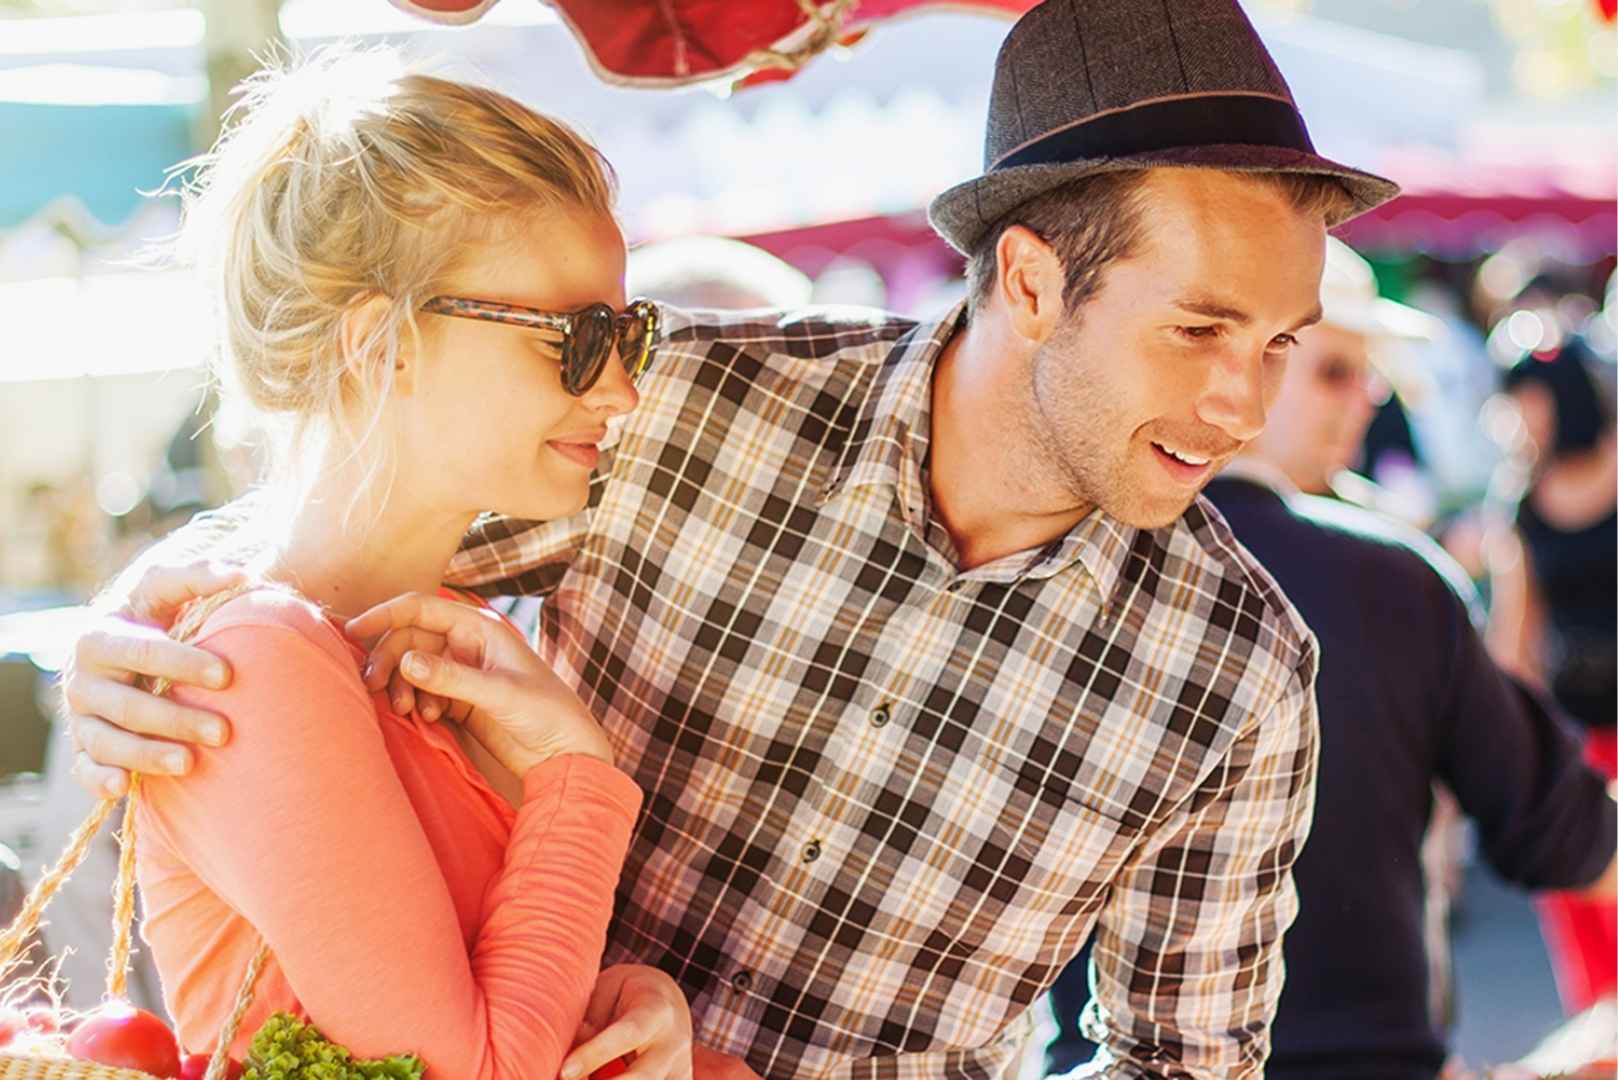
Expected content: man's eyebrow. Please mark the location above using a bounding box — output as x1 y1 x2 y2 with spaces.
1172 297 1252 324
1172 298 1326 333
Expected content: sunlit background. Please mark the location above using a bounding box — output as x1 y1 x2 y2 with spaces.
0 0 1613 1069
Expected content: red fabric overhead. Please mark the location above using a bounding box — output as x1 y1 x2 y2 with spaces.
387 0 1032 85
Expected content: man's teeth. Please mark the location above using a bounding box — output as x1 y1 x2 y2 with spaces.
1158 445 1210 466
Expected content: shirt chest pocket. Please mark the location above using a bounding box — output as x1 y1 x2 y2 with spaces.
967 743 1154 907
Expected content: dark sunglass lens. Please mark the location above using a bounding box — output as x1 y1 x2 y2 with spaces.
566 306 614 394
618 317 648 380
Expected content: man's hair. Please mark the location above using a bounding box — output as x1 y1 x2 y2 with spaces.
962 169 1357 318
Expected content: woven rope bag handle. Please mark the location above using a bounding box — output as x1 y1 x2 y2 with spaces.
0 585 270 1080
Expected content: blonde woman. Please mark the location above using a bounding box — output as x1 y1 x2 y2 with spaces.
121 49 690 1080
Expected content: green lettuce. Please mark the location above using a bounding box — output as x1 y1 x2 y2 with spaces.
243 1013 424 1080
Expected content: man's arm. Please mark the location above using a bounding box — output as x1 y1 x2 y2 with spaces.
1072 666 1319 1078
1435 570 1616 895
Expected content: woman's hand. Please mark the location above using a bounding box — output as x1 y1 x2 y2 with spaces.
345 593 611 775
562 965 693 1080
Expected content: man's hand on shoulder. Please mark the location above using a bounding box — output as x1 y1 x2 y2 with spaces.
63 560 246 797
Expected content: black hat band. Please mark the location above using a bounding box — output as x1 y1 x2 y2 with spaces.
994 93 1316 172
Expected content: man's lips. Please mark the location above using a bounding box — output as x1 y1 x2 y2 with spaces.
1151 441 1228 485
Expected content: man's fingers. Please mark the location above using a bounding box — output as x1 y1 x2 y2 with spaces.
70 747 129 799
621 1049 691 1080
67 676 228 747
561 1021 647 1080
690 1046 756 1080
73 714 194 776
128 561 248 626
76 624 230 691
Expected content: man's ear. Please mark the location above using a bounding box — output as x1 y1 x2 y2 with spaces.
338 294 413 393
995 225 1066 345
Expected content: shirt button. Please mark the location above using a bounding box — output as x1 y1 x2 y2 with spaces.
802 840 822 863
871 704 891 728
731 970 753 992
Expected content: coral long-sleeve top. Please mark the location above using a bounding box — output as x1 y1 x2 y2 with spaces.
133 589 642 1079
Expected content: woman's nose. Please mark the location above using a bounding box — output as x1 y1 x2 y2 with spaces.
580 349 640 418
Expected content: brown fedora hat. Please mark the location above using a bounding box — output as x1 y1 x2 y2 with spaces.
928 0 1400 254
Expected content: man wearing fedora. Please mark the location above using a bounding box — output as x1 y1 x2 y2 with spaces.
65 1 1397 1076
1043 238 1618 1079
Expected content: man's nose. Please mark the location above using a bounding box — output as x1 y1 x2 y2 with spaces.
1196 349 1269 444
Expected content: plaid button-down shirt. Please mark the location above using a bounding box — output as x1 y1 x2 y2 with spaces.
447 304 1320 1080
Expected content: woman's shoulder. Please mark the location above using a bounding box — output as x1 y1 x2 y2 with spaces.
186 585 361 691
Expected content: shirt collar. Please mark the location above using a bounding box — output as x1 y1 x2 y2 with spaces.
821 302 962 507
1026 509 1140 602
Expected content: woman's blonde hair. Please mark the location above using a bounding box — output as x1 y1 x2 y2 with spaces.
174 43 616 504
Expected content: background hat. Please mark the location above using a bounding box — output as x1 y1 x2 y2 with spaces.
928 0 1401 254
1315 237 1445 409
1321 237 1442 342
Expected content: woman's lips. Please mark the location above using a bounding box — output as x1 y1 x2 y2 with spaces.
549 441 599 469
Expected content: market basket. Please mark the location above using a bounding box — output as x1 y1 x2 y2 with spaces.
0 587 269 1080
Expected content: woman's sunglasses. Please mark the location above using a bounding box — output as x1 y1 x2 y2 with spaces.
420 295 661 396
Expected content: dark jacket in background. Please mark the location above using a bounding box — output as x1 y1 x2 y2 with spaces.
1047 475 1615 1080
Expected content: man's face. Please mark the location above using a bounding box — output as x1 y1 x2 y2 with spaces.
1014 171 1327 528
1245 322 1383 494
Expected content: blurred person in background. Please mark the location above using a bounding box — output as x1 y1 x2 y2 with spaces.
1355 391 1440 531
626 235 812 311
1044 237 1618 1080
1487 270 1618 1019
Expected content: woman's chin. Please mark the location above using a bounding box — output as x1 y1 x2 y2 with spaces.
502 483 590 523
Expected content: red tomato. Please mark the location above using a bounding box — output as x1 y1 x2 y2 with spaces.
66 1001 182 1079
0 1011 22 1049
179 1051 245 1080
592 1054 634 1079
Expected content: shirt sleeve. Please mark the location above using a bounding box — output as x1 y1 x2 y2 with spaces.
1434 580 1616 891
1074 663 1320 1079
144 607 643 1080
